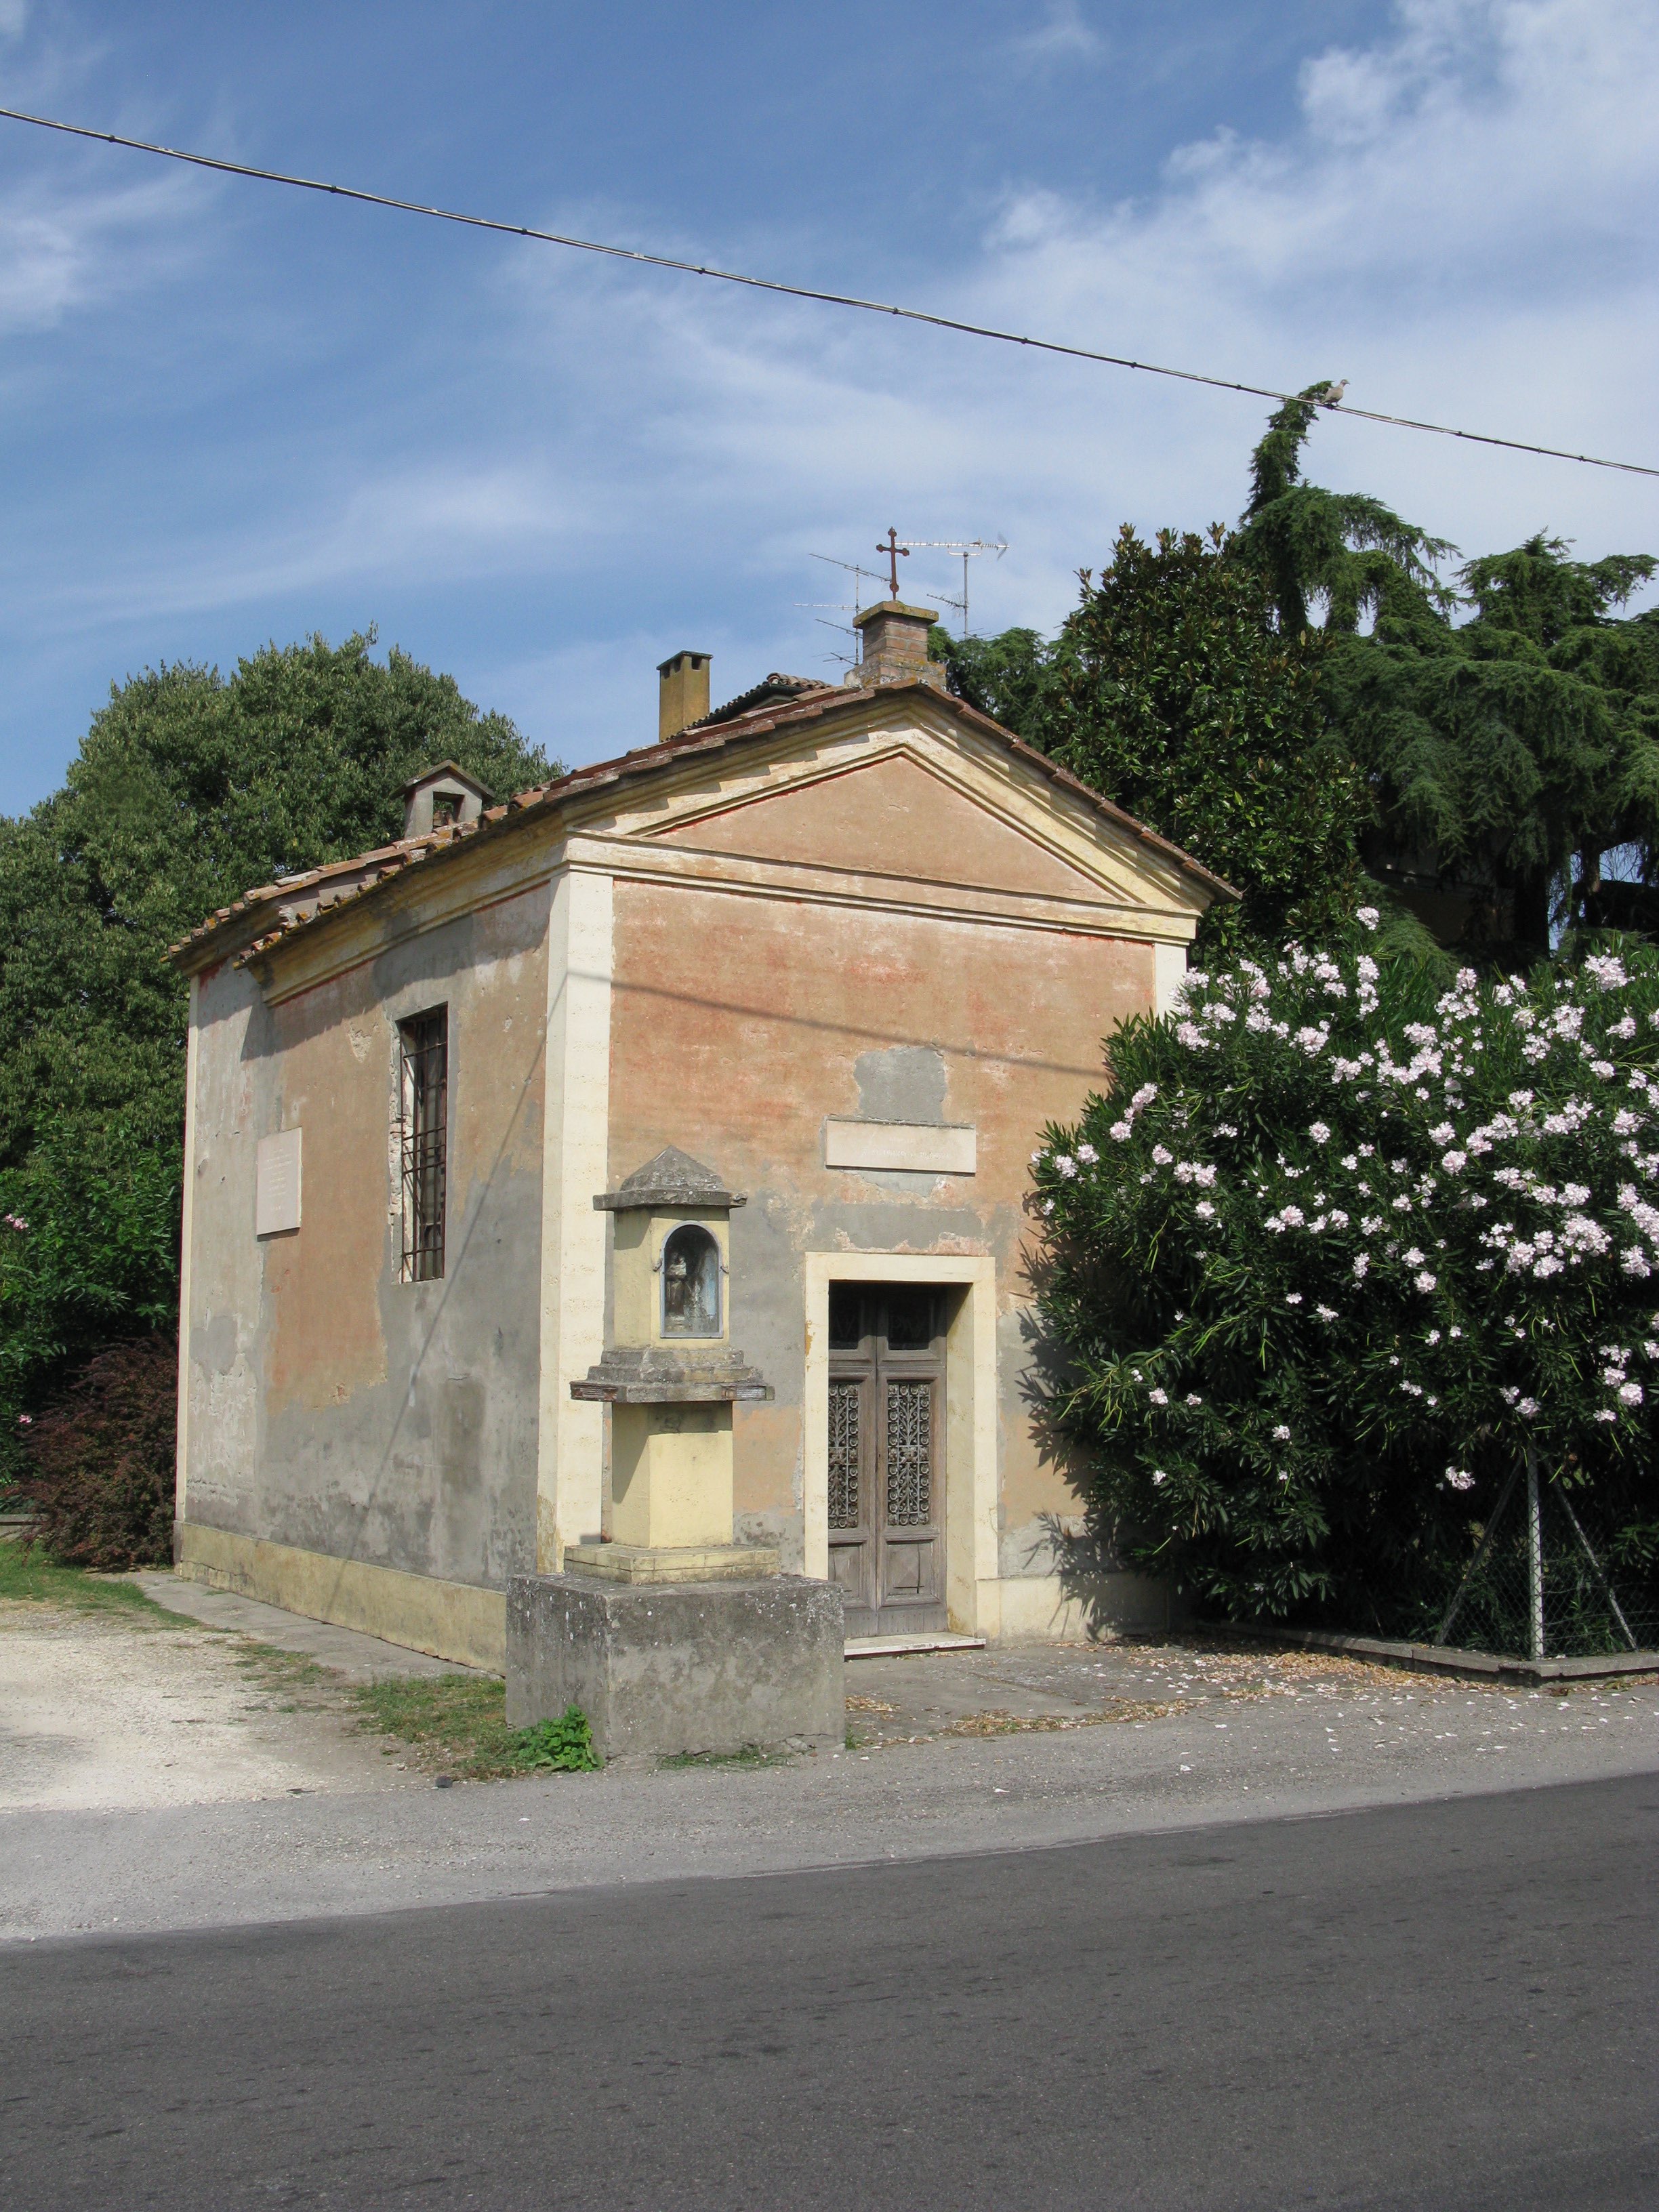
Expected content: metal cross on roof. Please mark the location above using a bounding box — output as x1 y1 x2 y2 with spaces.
876 527 909 600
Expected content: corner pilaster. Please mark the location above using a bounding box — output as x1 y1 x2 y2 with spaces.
174 972 201 1523
535 863 613 1568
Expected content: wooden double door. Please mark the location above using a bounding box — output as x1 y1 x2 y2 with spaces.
827 1284 947 1638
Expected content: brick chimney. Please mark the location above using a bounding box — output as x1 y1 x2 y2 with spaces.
658 649 711 740
850 600 945 691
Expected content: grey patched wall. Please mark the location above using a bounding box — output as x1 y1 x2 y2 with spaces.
181 882 551 1593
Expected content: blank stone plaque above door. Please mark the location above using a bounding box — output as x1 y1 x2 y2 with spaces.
823 1120 976 1175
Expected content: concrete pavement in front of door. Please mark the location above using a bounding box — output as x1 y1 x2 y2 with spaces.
842 1637 1406 1743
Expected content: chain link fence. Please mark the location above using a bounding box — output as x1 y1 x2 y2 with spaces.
1427 1460 1659 1660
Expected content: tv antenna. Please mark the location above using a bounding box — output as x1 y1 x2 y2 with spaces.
898 538 1008 638
804 532 1001 665
794 600 859 648
807 550 889 621
809 553 898 632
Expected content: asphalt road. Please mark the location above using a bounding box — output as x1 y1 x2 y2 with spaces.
3 1773 1655 2211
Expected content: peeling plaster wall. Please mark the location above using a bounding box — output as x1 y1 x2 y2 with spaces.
183 960 264 1536
606 878 1155 1585
181 885 551 1595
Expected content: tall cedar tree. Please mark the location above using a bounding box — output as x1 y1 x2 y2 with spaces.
944 393 1659 962
941 525 1364 957
1235 388 1659 955
0 633 553 1480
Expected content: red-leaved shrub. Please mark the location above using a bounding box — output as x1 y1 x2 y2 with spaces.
18 1334 177 1569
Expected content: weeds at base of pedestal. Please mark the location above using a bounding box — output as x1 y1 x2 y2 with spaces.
512 1706 600 1772
350 1675 602 1780
659 1742 798 1770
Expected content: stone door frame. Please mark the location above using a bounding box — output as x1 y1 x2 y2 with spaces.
802 1252 998 1637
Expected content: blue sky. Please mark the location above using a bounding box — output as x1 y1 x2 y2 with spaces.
0 0 1655 806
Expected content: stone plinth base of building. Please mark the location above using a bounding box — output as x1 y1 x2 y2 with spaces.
506 1572 844 1763
562 1540 779 1585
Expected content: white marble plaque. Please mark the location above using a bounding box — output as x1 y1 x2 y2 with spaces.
823 1120 976 1176
255 1128 303 1237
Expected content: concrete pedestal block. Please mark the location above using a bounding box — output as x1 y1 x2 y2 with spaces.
506 1572 844 1763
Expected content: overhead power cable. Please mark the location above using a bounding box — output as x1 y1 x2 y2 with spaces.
2 102 1655 483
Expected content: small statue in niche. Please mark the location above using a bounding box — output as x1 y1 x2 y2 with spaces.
661 1223 720 1336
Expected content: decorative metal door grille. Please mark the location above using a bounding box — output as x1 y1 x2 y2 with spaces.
828 1382 861 1529
398 1008 448 1282
884 1381 932 1525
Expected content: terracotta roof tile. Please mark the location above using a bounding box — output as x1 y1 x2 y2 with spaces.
695 672 832 728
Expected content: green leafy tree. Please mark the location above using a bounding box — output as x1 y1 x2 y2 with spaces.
0 632 553 1488
1235 390 1659 956
931 623 1052 737
941 526 1364 957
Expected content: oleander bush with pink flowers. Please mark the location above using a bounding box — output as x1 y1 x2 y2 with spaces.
1031 916 1659 1634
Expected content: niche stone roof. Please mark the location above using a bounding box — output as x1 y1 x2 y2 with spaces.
593 1148 747 1212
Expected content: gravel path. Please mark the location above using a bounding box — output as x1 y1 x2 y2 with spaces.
0 1599 419 1812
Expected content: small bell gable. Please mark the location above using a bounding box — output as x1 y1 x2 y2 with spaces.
401 762 494 841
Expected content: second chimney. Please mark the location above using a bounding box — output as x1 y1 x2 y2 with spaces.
658 649 711 741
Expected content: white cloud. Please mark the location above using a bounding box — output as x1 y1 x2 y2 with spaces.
27 454 612 630
0 8 216 337
0 162 209 332
946 0 1659 565
1008 1 1105 69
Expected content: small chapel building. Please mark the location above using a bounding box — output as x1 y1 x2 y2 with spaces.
169 602 1228 1668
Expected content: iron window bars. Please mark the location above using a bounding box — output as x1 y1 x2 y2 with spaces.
398 1008 447 1281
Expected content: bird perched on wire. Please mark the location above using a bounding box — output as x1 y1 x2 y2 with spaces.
1315 379 1348 408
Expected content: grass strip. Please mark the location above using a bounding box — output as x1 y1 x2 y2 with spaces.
228 1641 344 1708
0 1538 194 1627
844 1696 1197 1748
348 1673 600 1780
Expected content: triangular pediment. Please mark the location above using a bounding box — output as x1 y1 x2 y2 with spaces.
602 705 1212 920
653 747 1117 901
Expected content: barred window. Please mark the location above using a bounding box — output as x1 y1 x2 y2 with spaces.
398 1008 447 1281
